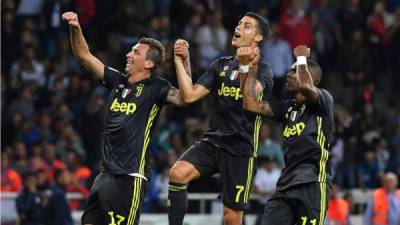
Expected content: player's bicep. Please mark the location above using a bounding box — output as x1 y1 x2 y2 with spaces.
80 54 105 80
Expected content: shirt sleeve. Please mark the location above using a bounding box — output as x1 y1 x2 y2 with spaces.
102 66 124 89
314 88 334 115
158 79 173 105
256 60 274 100
195 58 220 91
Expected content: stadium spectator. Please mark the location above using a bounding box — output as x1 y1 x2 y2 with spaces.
279 0 313 48
364 172 400 225
261 21 293 97
15 171 44 225
195 10 228 70
257 123 284 169
326 184 350 225
41 169 74 225
1 152 22 192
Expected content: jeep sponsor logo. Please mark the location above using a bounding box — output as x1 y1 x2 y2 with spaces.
110 98 137 115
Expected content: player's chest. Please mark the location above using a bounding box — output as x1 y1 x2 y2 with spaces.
109 83 152 116
216 63 242 101
283 104 309 138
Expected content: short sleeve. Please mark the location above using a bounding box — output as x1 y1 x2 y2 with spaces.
157 79 173 105
256 60 274 96
102 66 124 89
195 58 220 91
315 88 334 115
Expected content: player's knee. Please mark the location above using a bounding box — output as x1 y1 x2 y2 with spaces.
169 165 189 183
223 208 242 225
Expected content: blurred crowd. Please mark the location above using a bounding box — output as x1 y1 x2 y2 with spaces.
1 0 400 218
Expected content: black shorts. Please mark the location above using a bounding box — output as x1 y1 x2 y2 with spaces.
261 182 331 225
81 173 148 225
180 140 255 210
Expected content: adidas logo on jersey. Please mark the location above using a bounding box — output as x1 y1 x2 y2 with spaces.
110 98 137 115
217 82 242 100
283 122 306 138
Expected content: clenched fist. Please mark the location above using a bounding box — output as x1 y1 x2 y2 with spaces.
293 45 310 58
62 12 80 28
236 47 254 66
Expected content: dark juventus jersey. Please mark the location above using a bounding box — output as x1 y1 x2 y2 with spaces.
100 66 172 179
197 56 273 157
272 88 334 191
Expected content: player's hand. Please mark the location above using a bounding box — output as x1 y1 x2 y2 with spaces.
236 47 254 66
250 47 260 67
62 12 80 28
293 45 310 58
174 39 190 61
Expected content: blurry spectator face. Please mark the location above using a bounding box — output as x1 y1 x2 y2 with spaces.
24 173 37 191
4 11 13 25
290 0 304 16
43 143 56 161
331 184 339 198
40 114 52 129
12 113 23 127
23 46 35 60
232 16 263 48
32 144 42 157
265 159 277 172
260 123 271 140
1 152 10 171
15 142 27 159
125 43 153 76
37 169 49 186
374 2 385 16
56 170 72 187
383 173 398 193
348 0 359 7
364 150 375 162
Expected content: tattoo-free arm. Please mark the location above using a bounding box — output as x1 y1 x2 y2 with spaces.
69 23 104 79
175 59 210 104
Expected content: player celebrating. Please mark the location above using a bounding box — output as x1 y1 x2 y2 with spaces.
62 12 186 225
169 12 273 225
242 45 334 225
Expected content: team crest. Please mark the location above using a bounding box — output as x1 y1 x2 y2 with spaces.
230 70 239 80
135 84 144 97
121 88 131 98
118 84 124 88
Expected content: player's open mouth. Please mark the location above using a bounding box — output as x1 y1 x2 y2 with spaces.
233 32 241 39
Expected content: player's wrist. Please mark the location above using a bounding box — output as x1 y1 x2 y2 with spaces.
239 65 250 73
296 56 307 66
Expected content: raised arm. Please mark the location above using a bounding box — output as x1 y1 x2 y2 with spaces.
242 48 274 116
174 39 210 104
292 45 319 102
62 12 104 79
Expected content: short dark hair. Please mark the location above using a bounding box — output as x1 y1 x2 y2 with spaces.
138 37 166 70
307 60 322 85
244 12 270 44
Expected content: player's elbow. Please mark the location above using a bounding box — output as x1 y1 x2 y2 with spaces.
182 94 198 105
